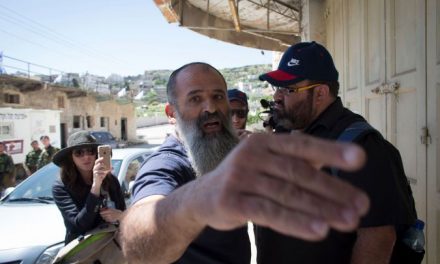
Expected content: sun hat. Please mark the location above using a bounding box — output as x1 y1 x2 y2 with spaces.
259 41 338 87
53 131 101 166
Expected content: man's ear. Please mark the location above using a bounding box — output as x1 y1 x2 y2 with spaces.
314 84 330 103
165 103 177 125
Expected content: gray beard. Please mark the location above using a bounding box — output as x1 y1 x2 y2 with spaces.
175 110 239 177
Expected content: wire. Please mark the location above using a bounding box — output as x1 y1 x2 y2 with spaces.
0 3 130 70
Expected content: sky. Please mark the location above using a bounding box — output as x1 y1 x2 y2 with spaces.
0 0 273 77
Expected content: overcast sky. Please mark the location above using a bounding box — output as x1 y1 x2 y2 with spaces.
0 0 273 77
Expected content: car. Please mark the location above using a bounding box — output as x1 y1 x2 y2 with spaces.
89 131 123 149
0 147 157 264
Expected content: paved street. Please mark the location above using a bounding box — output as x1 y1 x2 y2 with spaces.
135 123 173 147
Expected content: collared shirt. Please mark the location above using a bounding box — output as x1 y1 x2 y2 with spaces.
37 145 60 169
132 135 251 264
26 148 42 173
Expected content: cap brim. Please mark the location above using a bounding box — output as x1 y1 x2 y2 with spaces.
52 143 101 167
259 69 305 87
228 97 248 106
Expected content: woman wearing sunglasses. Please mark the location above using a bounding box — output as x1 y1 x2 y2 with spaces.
52 130 126 244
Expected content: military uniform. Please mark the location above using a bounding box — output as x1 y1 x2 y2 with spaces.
25 148 42 174
0 153 15 191
37 145 60 169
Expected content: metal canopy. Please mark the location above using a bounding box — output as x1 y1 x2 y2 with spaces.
154 0 302 52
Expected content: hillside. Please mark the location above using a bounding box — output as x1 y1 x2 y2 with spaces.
140 64 272 90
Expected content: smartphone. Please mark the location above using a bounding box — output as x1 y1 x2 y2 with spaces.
98 145 112 171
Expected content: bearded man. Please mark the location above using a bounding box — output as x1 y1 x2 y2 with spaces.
120 62 371 264
257 42 417 264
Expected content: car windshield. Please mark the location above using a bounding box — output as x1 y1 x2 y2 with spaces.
91 132 114 141
2 158 123 204
3 163 59 203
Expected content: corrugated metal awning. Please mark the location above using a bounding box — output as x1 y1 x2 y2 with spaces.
154 0 302 52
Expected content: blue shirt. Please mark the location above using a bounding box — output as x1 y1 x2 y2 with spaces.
132 135 251 264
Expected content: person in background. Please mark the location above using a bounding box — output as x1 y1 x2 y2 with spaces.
25 140 42 175
257 41 416 264
37 135 60 169
0 142 15 196
227 88 252 139
119 62 371 264
52 131 126 244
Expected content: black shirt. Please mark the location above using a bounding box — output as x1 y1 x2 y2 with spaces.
53 174 126 244
132 135 251 264
256 98 415 264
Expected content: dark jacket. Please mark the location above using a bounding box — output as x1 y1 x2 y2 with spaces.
52 174 126 244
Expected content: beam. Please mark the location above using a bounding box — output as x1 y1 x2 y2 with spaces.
228 0 241 32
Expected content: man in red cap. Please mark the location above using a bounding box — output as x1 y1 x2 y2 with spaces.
120 62 371 264
258 41 417 264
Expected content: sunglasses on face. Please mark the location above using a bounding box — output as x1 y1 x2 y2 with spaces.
231 109 248 119
272 83 323 95
72 147 96 158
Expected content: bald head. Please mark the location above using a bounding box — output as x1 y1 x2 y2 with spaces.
167 62 227 107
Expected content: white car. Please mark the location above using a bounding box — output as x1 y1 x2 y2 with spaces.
0 147 157 264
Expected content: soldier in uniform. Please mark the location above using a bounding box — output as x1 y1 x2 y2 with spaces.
25 140 42 175
0 141 15 195
37 135 60 169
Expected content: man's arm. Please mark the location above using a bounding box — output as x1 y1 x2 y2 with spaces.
120 133 371 263
350 226 396 264
121 190 209 264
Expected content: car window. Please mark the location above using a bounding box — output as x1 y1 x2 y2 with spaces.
4 163 59 202
91 132 103 141
111 159 122 177
125 157 143 183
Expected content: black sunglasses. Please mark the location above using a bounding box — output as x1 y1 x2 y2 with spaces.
231 109 248 118
72 147 96 158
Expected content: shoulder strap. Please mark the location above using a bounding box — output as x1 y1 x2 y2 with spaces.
336 121 376 142
331 121 377 176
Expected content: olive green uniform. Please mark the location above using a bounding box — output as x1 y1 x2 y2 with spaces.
25 148 42 174
37 145 60 169
0 153 15 191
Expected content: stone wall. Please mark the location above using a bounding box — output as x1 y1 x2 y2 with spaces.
0 76 136 143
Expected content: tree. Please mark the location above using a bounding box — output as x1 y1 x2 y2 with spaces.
143 89 158 105
72 78 80 88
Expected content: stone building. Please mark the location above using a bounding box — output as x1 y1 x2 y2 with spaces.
0 75 136 148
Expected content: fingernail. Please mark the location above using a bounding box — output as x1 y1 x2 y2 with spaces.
310 220 328 235
355 195 369 215
343 146 358 164
342 208 355 224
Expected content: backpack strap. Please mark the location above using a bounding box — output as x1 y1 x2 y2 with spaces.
331 121 377 176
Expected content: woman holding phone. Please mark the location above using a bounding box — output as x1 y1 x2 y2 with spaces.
52 130 126 244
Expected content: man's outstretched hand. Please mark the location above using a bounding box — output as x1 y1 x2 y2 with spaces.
191 132 370 241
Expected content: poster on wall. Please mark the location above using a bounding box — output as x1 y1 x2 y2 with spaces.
3 140 23 154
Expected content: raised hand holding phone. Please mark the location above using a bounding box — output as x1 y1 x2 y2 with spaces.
98 145 112 171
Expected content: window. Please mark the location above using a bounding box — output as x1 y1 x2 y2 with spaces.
58 96 65 108
125 158 143 182
73 116 81 128
86 116 93 128
100 117 106 127
0 123 13 137
4 93 20 104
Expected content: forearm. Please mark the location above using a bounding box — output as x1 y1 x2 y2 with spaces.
350 226 396 264
121 182 206 264
54 185 102 233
